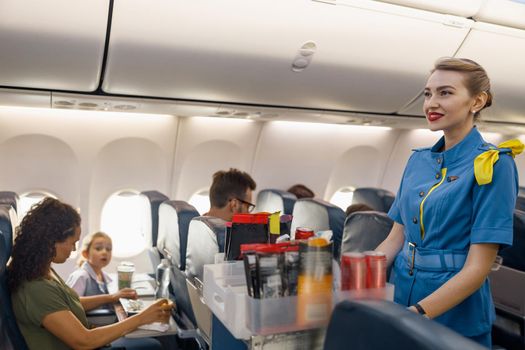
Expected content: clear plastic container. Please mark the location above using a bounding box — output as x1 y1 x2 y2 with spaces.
203 261 394 339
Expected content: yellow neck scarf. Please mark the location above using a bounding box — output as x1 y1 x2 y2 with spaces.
474 139 524 185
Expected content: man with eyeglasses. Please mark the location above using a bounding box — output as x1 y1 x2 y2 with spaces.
206 168 257 221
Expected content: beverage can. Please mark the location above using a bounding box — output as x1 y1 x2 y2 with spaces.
295 227 315 240
340 252 366 290
364 251 387 288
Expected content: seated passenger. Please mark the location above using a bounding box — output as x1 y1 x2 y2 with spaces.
345 203 373 217
206 168 257 221
8 198 173 350
66 231 137 309
287 184 315 199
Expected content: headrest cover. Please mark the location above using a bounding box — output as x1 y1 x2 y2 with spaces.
0 192 19 212
341 211 393 255
256 189 297 215
139 191 169 247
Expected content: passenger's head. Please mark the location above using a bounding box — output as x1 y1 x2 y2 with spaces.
345 203 374 217
424 58 491 130
8 197 81 291
287 184 315 199
78 231 112 268
208 168 256 221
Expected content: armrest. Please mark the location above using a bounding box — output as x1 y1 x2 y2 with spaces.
86 308 118 327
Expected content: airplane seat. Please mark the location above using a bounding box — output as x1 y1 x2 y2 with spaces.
324 300 485 350
351 187 396 213
291 198 345 259
255 189 297 215
0 206 29 350
0 204 17 260
185 216 227 345
0 191 19 213
139 190 169 272
156 200 200 327
516 195 525 212
340 211 393 254
490 209 525 348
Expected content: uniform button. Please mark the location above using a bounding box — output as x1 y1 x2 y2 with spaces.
437 158 442 164
419 191 425 197
412 217 418 224
435 173 440 179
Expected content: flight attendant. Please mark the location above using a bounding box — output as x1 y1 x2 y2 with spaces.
376 57 523 347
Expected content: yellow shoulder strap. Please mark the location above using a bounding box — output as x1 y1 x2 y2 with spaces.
474 139 524 185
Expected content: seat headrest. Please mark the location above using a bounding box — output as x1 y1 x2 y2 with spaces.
139 191 169 247
0 192 18 213
516 195 525 212
157 200 199 270
352 188 395 213
255 189 297 215
185 216 226 281
324 300 485 350
499 209 525 272
0 204 14 260
341 211 393 255
291 198 345 259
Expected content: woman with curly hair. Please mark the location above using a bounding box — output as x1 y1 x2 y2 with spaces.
8 198 172 350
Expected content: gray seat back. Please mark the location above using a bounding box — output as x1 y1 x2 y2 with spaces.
341 211 393 254
352 187 395 213
139 191 169 247
324 300 485 350
0 192 18 213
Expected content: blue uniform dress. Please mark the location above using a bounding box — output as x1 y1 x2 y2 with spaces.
388 127 519 346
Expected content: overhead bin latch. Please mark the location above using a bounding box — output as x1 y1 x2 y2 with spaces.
292 42 317 73
442 15 471 28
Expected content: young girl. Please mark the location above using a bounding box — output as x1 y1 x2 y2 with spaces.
66 231 137 308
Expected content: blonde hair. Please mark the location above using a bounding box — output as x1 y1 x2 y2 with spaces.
431 57 493 119
77 231 112 267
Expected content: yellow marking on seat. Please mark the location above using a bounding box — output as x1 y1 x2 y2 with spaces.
419 168 447 240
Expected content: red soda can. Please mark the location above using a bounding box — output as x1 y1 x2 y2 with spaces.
364 251 387 288
295 227 315 240
340 252 366 290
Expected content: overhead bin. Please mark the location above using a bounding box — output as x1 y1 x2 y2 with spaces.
475 0 525 31
374 0 483 18
104 0 472 114
455 22 525 124
0 0 109 91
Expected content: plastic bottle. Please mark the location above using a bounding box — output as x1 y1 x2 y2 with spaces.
155 258 171 300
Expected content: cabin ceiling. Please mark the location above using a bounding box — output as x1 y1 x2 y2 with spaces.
1 0 525 131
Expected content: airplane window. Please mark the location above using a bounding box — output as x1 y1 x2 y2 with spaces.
189 189 210 215
100 190 148 258
329 187 356 210
19 191 57 222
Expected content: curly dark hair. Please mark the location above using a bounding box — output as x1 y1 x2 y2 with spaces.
7 197 80 292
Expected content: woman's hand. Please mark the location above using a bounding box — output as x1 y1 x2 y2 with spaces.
111 288 138 302
136 298 174 325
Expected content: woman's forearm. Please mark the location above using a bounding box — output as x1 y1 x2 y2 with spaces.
80 294 116 311
376 222 405 267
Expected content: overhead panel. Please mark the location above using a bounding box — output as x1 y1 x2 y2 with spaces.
104 0 472 113
0 89 51 108
474 0 525 31
456 22 525 124
0 0 109 91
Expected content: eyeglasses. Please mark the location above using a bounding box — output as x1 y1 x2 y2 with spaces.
232 197 256 213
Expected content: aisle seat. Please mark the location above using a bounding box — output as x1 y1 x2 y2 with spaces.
324 300 484 350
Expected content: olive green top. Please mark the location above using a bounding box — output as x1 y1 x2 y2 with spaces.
11 269 89 350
